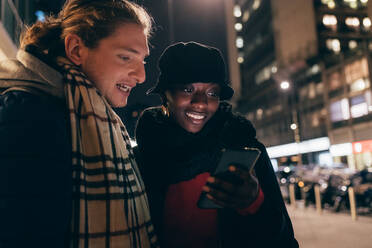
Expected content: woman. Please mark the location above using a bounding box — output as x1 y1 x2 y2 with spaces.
135 42 298 248
0 0 157 247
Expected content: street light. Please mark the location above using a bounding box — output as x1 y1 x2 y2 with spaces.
280 81 290 90
279 80 302 164
290 123 297 130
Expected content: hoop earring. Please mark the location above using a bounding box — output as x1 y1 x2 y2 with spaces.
161 105 169 118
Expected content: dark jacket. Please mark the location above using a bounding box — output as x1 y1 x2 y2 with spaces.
135 103 298 248
0 49 72 247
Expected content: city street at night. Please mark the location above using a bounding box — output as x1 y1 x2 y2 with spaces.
288 204 372 248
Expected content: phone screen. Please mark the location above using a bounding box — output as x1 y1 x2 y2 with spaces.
197 147 261 209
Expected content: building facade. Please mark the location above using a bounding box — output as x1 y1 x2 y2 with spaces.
231 0 372 169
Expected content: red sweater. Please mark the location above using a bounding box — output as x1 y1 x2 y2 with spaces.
162 172 264 248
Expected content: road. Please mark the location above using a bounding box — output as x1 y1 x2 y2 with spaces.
287 203 372 248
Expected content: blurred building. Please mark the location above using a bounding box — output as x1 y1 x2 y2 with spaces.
230 0 372 170
0 0 64 60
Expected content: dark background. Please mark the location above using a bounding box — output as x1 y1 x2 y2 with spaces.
33 0 229 136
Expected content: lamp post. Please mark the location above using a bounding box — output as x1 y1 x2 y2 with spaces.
280 80 302 165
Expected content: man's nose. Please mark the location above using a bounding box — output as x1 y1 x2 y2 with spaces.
131 62 146 84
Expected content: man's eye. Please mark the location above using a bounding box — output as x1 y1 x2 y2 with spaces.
118 55 130 61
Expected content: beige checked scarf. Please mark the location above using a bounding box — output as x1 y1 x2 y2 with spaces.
55 57 157 248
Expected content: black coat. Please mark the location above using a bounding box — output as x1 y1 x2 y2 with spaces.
0 90 72 247
135 103 299 248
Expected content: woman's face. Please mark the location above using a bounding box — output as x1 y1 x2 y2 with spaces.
165 82 221 133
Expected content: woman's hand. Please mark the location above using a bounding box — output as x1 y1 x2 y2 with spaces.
202 165 259 209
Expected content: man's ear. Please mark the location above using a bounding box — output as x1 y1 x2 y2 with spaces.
64 34 86 66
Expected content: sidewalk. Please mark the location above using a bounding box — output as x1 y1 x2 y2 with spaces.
287 203 372 248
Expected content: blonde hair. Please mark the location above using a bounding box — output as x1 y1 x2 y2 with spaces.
21 0 153 58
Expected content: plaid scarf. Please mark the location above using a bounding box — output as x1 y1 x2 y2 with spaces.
55 57 158 248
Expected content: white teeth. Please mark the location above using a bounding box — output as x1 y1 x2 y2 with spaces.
186 112 205 120
117 84 131 93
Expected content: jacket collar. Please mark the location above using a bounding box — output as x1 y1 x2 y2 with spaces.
0 47 64 98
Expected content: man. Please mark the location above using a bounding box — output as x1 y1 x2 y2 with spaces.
0 0 157 247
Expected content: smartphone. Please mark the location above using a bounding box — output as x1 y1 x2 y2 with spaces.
197 147 261 209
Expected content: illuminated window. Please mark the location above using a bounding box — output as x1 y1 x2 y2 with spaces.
255 67 271 84
350 78 369 92
350 94 368 118
363 17 371 29
345 17 360 27
235 23 243 31
316 82 324 95
242 10 250 22
252 0 261 10
326 39 341 53
343 0 358 8
256 108 263 120
311 64 320 74
345 58 369 84
255 61 277 85
365 91 372 112
312 112 320 127
330 99 350 122
234 5 242 18
309 83 316 99
323 14 337 27
236 37 244 48
349 40 358 49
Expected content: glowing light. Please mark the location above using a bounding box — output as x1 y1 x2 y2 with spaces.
311 64 320 74
345 17 360 27
234 5 242 18
326 39 341 53
236 37 244 48
330 143 352 156
290 123 297 130
328 1 336 9
130 139 138 148
267 137 330 158
280 81 290 90
349 40 357 49
351 78 366 91
35 10 45 22
234 23 243 31
237 56 244 63
350 2 357 8
323 15 337 26
252 0 261 10
363 17 371 28
341 98 350 120
242 10 250 22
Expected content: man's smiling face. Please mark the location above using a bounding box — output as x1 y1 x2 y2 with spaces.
79 23 149 107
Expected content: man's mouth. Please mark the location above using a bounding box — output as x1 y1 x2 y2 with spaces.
116 84 132 93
